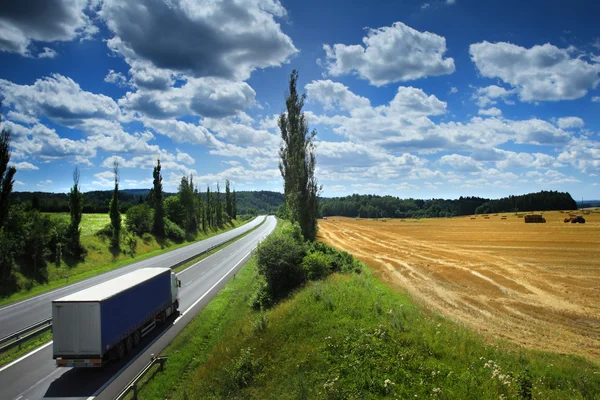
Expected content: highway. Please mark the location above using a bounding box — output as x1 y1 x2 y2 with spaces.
0 215 277 400
0 216 265 338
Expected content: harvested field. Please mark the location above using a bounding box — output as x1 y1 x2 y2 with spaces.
318 211 600 361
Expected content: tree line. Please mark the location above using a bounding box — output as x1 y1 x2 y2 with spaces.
320 191 577 219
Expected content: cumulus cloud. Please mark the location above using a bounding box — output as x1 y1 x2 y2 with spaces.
556 116 584 129
11 161 39 170
469 41 600 101
104 69 129 87
38 47 57 59
0 74 120 126
439 154 482 172
322 22 455 86
203 116 279 148
120 77 255 119
305 80 370 111
142 118 221 147
0 0 96 56
100 0 297 81
478 107 502 117
473 85 515 108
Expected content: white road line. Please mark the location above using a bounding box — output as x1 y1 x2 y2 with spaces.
174 247 255 324
0 340 53 373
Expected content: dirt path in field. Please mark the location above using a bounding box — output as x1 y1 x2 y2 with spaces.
318 212 600 361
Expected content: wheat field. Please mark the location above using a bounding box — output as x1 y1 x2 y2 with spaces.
318 210 600 360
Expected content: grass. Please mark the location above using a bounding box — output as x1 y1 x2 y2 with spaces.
0 330 52 368
0 215 252 307
135 233 600 399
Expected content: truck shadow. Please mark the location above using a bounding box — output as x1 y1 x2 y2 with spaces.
44 312 179 398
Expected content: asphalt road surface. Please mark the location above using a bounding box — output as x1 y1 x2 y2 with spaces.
0 216 265 339
0 215 277 400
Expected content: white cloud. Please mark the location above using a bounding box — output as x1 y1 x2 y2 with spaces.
473 85 514 107
446 0 456 4
440 154 482 172
449 87 458 94
120 77 256 119
104 69 129 87
100 0 297 81
6 111 37 124
421 3 430 9
142 118 220 147
0 74 120 126
556 116 584 129
305 80 370 111
203 116 279 148
478 107 502 117
38 47 57 59
322 22 455 86
557 137 600 173
0 0 96 56
592 96 600 102
15 180 24 186
470 41 600 101
12 161 39 170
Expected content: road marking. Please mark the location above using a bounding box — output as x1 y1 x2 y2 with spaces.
176 248 223 278
0 340 53 373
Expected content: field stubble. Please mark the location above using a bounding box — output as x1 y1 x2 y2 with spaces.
318 211 600 361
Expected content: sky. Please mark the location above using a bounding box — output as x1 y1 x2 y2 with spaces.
0 0 599 200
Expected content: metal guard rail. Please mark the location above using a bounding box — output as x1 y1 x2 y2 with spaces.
115 355 168 400
0 217 265 354
0 318 53 353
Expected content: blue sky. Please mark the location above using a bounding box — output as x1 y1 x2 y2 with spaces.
0 0 599 200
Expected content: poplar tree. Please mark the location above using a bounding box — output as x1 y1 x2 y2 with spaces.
216 183 223 227
152 159 165 236
68 167 83 256
0 103 16 230
225 180 232 222
109 160 121 248
206 186 211 228
232 190 237 219
278 69 320 241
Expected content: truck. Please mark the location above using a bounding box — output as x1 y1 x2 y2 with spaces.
52 268 181 367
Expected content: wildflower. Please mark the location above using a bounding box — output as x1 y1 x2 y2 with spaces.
432 387 441 394
384 379 395 387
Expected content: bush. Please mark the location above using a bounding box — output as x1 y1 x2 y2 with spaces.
96 223 112 238
164 217 185 242
301 251 332 280
306 241 362 274
256 223 306 302
126 204 154 235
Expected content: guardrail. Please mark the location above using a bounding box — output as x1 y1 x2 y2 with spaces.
115 355 168 400
0 318 52 353
0 217 267 355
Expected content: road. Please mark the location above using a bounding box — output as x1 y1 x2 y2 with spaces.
0 216 265 338
0 215 277 400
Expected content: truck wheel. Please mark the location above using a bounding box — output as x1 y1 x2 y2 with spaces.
117 342 125 359
133 330 141 347
126 335 133 353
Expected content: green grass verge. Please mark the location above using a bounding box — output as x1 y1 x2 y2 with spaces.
0 218 251 307
0 330 52 368
141 251 599 398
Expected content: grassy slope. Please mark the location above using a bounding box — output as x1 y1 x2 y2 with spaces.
138 230 600 399
1 214 249 306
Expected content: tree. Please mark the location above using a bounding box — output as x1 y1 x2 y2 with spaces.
232 190 237 220
67 167 83 256
206 186 212 228
216 182 223 227
225 180 232 222
179 175 197 232
109 160 121 248
126 203 153 235
278 69 320 241
0 103 17 230
152 159 165 236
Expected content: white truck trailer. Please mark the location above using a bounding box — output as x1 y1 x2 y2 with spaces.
52 268 180 367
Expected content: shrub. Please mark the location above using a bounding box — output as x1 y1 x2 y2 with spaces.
256 223 306 302
96 223 112 238
126 204 154 235
164 217 185 242
301 251 332 280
